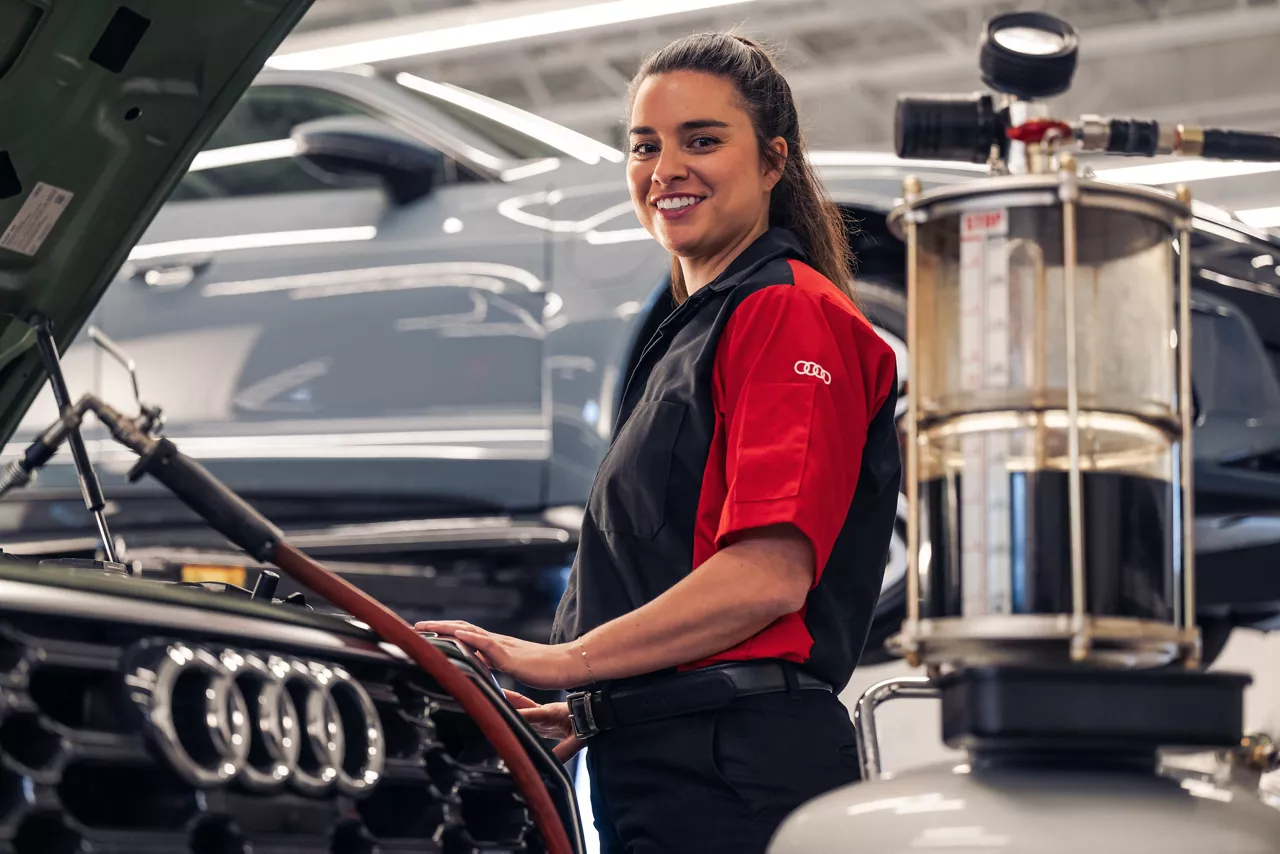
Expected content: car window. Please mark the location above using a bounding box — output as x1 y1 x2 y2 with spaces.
1191 302 1280 417
402 88 565 161
171 85 482 201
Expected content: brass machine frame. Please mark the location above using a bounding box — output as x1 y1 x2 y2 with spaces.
892 157 1201 670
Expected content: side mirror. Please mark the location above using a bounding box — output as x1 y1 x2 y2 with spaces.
291 116 444 205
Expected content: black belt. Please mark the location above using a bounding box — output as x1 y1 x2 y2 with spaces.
565 660 832 740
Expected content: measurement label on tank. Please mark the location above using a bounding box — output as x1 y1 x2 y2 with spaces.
960 208 1011 391
960 434 987 615
960 433 1013 616
959 208 1012 615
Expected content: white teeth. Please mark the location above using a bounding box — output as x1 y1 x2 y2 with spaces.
656 196 701 211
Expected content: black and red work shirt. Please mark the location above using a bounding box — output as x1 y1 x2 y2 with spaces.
551 227 901 692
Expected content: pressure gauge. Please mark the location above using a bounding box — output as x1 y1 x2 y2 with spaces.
980 11 1079 99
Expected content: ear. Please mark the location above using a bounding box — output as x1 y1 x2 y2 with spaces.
764 136 788 190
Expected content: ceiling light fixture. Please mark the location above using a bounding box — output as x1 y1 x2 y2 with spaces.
500 158 563 182
267 0 756 70
396 74 622 165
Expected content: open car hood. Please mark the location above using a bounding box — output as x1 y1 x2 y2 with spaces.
0 0 313 447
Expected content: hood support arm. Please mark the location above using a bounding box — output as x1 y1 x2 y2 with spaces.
29 315 117 565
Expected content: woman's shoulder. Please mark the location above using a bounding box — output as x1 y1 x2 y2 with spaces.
735 258 870 327
786 259 851 300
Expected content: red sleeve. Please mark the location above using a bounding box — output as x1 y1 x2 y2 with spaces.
713 282 878 584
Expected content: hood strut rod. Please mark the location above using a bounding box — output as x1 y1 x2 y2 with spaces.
29 314 118 566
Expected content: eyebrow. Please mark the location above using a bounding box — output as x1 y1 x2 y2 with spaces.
628 119 730 136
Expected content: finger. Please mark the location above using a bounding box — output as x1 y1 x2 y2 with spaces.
554 736 585 763
454 628 493 648
529 722 570 742
518 706 565 723
455 630 506 668
415 620 480 636
503 690 537 710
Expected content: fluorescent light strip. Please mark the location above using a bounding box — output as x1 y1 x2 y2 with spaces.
1237 206 1280 229
1094 159 1280 185
578 201 636 230
500 158 563 182
268 0 756 70
189 139 299 172
497 193 581 233
129 227 378 261
397 74 622 165
497 192 636 234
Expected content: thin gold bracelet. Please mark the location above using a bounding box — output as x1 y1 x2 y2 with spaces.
577 638 596 683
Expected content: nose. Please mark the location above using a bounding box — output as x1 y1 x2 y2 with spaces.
653 144 689 187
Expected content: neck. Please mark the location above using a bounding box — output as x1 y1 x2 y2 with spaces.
680 220 771 297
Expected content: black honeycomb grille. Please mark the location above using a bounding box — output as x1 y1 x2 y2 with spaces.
0 616 545 854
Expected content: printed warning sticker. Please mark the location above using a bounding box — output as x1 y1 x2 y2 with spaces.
0 183 74 257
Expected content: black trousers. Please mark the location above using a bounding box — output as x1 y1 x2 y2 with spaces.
584 688 861 853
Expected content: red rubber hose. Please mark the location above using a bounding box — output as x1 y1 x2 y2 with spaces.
272 542 574 854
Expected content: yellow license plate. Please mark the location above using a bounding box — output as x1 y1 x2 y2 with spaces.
180 565 247 586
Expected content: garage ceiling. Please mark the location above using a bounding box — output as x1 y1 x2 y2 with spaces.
273 0 1280 222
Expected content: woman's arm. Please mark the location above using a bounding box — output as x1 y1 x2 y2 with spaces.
416 523 814 689
578 523 813 681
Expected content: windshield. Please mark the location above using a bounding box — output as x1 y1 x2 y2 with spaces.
403 87 565 161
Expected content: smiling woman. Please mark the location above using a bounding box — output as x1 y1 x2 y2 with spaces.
419 33 901 854
625 34 857 304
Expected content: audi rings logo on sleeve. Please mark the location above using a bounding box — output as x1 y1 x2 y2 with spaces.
794 360 832 384
124 642 384 795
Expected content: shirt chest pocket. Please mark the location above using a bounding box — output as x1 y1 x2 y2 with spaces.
589 400 687 539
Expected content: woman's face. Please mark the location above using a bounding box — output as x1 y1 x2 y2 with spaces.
627 70 784 263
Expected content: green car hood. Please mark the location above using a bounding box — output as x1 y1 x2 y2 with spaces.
0 0 313 447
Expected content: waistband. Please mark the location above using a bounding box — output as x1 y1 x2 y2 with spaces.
565 659 832 740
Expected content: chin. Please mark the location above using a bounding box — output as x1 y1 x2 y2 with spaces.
654 230 707 258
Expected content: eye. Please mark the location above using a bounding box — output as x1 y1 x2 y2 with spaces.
630 141 658 156
690 136 720 149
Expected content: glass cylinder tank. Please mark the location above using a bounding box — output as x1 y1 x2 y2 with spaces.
891 173 1199 668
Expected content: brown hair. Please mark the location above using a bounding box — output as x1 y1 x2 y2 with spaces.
628 32 856 303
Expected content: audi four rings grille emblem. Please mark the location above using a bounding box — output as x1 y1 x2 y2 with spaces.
124 641 385 795
794 361 832 384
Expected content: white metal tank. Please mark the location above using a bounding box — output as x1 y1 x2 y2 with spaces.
770 760 1280 853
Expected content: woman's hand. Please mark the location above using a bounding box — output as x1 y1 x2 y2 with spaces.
414 620 585 690
504 690 585 763
503 690 573 739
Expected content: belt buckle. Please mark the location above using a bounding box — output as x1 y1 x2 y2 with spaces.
566 691 599 739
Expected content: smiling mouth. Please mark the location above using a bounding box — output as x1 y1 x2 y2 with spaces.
653 195 705 212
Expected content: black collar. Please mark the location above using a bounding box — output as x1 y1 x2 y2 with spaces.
706 227 809 293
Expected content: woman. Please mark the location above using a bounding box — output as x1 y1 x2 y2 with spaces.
418 32 901 853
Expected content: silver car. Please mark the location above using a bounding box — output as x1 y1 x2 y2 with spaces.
7 70 1280 664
